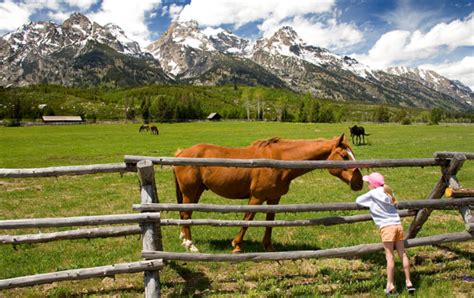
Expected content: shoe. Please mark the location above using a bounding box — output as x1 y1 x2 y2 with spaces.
384 288 398 296
407 287 416 295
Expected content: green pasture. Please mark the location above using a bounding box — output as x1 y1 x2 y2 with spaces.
0 122 473 297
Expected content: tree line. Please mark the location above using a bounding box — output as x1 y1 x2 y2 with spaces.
0 84 472 126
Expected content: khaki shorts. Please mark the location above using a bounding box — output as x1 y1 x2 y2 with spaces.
379 224 404 242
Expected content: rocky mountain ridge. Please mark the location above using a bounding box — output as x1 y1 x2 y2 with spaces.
0 13 170 87
1 14 472 111
148 21 472 110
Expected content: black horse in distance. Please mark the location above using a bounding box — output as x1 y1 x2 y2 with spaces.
349 125 370 145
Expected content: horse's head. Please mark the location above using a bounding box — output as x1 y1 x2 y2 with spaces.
327 134 363 191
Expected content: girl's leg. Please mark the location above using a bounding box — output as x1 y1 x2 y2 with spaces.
395 240 413 288
383 241 396 291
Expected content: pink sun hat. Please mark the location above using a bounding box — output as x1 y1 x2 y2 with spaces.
363 172 385 188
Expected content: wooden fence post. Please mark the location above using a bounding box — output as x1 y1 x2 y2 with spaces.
137 160 163 298
407 153 466 239
445 162 473 232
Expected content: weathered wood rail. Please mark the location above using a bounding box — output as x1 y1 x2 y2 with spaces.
142 231 472 262
0 151 473 298
133 197 474 213
124 155 446 169
0 163 129 178
0 212 162 291
133 198 473 263
0 260 164 290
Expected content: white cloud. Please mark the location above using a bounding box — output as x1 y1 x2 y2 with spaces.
261 15 364 50
88 0 161 47
177 0 362 50
66 0 97 10
420 56 474 90
178 0 336 28
353 13 474 69
0 1 32 33
48 10 73 23
381 0 436 31
166 4 184 22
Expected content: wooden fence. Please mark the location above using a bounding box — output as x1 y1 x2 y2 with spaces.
0 151 473 297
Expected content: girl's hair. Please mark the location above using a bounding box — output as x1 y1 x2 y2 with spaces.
383 184 397 204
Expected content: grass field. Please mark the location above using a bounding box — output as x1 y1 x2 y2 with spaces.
0 121 473 297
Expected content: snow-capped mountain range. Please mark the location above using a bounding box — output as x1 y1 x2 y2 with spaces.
1 13 472 110
0 13 170 87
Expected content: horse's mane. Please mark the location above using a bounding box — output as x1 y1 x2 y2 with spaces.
251 137 282 147
251 136 337 148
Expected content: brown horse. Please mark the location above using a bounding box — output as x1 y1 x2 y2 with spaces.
150 125 159 135
173 134 363 253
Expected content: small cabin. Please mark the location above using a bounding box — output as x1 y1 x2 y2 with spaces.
207 112 222 121
42 116 84 125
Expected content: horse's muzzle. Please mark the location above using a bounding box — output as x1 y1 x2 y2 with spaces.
350 169 363 191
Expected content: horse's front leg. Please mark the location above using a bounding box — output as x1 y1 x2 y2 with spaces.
262 197 281 252
231 196 262 254
179 194 199 252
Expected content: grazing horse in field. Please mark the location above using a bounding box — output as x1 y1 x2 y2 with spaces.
150 125 159 135
173 134 363 253
349 125 369 145
139 125 149 133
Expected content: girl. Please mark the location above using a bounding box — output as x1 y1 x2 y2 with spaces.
355 172 415 295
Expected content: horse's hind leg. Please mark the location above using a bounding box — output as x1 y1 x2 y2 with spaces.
262 197 281 252
231 196 262 253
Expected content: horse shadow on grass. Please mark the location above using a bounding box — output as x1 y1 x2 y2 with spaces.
208 239 321 252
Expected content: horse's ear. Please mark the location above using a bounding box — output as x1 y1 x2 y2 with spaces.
337 134 345 146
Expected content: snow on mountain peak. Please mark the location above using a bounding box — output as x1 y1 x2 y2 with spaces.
0 13 144 60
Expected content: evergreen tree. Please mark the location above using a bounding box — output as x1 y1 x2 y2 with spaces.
430 107 443 125
298 101 307 122
309 100 321 122
140 97 150 123
318 104 335 123
373 105 390 123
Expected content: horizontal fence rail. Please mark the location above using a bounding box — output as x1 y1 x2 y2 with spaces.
142 231 473 262
434 151 474 160
0 163 128 178
158 210 416 227
124 155 446 169
2 152 468 179
0 213 160 229
0 260 164 290
133 197 474 213
0 225 141 245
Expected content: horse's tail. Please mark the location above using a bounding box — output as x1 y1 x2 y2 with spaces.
364 133 371 136
173 168 183 205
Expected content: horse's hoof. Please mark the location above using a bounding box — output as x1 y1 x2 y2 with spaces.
232 247 242 254
179 232 185 240
264 246 275 252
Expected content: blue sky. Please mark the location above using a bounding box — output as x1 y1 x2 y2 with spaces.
1 0 473 88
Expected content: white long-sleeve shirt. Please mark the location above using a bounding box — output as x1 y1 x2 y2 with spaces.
355 186 401 229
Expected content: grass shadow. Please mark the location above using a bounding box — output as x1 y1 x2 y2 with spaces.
166 261 211 297
434 243 474 261
208 239 321 253
52 285 145 297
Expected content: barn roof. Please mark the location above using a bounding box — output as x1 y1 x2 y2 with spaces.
42 116 83 122
207 112 222 120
